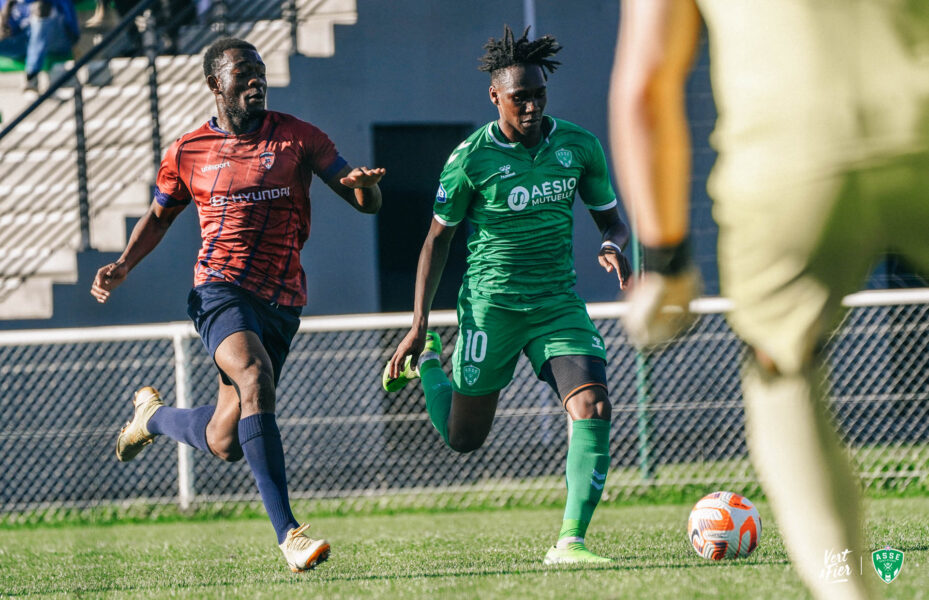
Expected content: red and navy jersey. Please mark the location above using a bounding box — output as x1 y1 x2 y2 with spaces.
155 110 347 306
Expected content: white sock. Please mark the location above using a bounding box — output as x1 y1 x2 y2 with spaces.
418 351 439 366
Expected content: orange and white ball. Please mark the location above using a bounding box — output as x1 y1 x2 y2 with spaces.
687 491 761 559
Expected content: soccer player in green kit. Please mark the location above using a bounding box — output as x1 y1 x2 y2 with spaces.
384 26 632 565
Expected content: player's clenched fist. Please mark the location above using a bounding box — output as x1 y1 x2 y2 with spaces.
90 261 129 303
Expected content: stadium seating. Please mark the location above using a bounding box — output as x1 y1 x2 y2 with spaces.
0 0 358 319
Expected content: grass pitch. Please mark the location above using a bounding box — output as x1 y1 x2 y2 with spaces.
1 498 927 599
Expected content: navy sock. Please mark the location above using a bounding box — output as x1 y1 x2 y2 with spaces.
147 405 215 453
238 413 298 544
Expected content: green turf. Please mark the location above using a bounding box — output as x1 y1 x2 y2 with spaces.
0 498 926 599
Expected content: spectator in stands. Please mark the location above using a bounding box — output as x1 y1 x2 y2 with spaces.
0 0 79 92
112 0 195 56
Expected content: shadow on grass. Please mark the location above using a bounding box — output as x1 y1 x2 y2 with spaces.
18 555 794 596
307 554 794 584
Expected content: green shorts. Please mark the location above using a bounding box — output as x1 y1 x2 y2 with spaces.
452 289 607 395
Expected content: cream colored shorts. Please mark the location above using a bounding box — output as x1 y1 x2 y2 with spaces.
713 153 929 374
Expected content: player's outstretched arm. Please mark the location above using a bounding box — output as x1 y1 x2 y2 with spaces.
90 200 185 303
610 0 700 249
326 165 385 214
610 0 704 349
590 207 632 289
386 218 457 379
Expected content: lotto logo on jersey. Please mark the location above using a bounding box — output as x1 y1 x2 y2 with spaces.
506 177 577 212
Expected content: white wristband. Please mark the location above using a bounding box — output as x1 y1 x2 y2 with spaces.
600 241 622 253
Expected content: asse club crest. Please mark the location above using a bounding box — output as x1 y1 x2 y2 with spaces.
872 547 904 584
463 365 480 386
555 148 573 168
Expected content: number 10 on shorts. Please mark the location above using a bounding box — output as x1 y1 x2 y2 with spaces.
463 329 488 362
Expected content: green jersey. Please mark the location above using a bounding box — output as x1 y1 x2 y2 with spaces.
434 116 617 306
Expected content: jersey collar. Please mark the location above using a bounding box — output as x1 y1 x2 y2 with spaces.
487 116 557 150
208 112 267 137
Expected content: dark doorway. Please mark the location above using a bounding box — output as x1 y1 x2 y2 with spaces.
374 123 474 311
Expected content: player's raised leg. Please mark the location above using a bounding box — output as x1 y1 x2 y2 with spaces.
382 330 440 392
144 387 219 453
383 330 457 442
115 374 228 463
385 330 500 452
115 386 166 462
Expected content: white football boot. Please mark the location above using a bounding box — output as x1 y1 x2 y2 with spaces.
280 524 331 572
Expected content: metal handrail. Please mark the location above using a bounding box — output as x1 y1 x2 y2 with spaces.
0 0 308 306
0 0 158 142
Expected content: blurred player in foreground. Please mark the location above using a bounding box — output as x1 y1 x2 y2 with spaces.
385 25 631 565
90 37 384 572
611 1 929 598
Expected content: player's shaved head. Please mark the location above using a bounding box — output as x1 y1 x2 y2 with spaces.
203 37 259 79
478 25 561 84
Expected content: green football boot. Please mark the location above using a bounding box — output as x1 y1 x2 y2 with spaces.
543 542 613 565
382 330 441 392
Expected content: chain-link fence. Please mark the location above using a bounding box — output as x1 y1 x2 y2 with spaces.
1 294 928 524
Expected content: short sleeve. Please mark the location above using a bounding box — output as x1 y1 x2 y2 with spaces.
577 137 618 211
301 122 347 182
154 140 192 208
433 152 475 226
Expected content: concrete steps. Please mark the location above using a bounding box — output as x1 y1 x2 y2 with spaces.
0 0 358 319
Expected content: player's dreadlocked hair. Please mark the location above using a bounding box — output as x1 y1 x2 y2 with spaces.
478 25 562 81
202 37 258 79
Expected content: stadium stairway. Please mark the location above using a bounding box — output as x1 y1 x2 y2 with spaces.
0 0 357 320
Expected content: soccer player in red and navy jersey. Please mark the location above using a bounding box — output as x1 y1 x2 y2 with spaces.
90 37 384 572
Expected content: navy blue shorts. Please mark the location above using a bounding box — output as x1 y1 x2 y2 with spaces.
187 282 302 385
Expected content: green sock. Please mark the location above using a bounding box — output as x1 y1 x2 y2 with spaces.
420 358 452 446
559 419 611 542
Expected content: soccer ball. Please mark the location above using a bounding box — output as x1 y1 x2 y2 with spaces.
687 491 761 560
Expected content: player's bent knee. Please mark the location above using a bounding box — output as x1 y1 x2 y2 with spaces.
751 342 824 378
233 362 277 413
565 386 611 421
206 431 244 462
